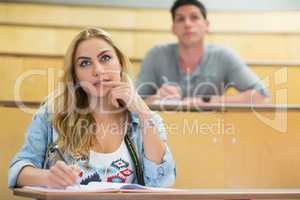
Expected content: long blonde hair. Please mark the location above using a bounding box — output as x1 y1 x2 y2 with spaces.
52 27 130 159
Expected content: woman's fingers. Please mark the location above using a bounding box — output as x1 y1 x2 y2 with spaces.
112 98 120 108
50 166 73 186
47 172 69 188
70 165 82 176
109 84 135 106
47 161 79 188
56 161 78 183
100 81 124 87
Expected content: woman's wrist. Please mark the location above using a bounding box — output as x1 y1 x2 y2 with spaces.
137 112 152 122
136 98 152 121
39 169 51 187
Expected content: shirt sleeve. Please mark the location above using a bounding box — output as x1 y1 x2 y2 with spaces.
223 48 269 96
135 46 160 97
141 112 176 187
8 105 50 188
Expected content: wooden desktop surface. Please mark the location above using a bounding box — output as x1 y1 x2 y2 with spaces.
1 100 300 111
13 188 300 200
148 102 300 112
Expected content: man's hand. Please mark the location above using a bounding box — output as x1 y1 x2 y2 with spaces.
156 84 182 100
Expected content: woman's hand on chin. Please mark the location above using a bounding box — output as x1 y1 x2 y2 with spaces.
104 81 151 117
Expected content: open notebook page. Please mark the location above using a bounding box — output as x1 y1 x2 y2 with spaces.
24 182 179 192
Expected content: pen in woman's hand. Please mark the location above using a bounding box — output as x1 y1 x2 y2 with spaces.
50 144 67 163
49 144 83 184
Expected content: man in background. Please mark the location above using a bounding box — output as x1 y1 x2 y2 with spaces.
136 0 269 105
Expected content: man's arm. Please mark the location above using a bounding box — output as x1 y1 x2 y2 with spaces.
210 89 270 104
135 47 160 97
184 89 270 107
222 47 270 103
136 46 182 104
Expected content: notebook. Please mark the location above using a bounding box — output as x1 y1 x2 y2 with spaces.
24 182 179 193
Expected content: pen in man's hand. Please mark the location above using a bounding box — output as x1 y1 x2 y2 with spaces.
162 76 168 85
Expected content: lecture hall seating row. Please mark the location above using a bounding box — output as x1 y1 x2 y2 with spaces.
1 2 300 104
1 54 300 103
1 2 300 61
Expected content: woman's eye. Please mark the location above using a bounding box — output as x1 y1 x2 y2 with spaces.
79 60 91 68
100 55 111 62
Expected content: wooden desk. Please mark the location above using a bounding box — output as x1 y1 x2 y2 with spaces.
153 103 300 188
13 188 300 200
3 102 300 200
149 102 300 112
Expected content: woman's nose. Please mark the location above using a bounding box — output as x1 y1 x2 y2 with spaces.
93 63 104 77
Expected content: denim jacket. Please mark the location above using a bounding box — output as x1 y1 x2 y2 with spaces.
8 104 176 188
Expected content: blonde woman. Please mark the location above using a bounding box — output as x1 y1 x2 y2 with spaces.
8 28 175 189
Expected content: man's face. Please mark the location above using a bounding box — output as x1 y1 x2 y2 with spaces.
172 5 209 47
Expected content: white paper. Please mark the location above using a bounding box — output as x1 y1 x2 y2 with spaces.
24 182 179 193
152 99 183 106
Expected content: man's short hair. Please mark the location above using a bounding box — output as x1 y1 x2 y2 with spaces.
170 0 207 20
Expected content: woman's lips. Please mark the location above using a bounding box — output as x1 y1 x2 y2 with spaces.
93 80 110 87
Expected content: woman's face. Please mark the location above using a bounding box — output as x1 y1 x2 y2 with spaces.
74 38 122 98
